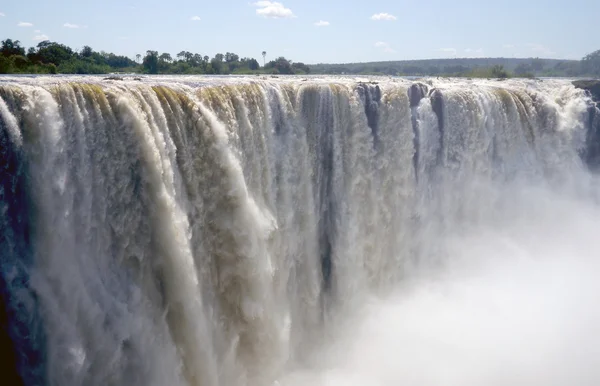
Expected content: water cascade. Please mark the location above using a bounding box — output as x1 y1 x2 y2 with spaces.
0 76 599 386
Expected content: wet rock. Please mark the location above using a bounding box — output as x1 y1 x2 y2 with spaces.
574 80 600 169
429 88 445 165
408 83 429 108
573 80 600 103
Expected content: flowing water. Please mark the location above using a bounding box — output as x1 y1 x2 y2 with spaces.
0 75 599 386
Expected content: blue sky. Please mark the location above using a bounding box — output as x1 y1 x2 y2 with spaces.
0 0 598 64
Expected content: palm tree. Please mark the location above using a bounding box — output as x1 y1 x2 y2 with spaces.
262 51 267 67
136 54 141 63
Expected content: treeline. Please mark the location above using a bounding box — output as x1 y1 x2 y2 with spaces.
310 51 600 78
0 39 310 75
0 39 137 74
141 50 309 75
2 37 599 78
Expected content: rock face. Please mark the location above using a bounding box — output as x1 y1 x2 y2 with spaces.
573 80 600 103
574 80 600 169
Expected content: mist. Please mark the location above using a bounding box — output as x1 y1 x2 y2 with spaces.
281 181 600 386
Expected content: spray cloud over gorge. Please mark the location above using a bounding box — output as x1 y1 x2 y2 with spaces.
0 76 600 385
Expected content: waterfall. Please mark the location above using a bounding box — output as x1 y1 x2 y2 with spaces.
0 76 597 386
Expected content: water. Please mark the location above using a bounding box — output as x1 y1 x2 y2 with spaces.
0 75 598 386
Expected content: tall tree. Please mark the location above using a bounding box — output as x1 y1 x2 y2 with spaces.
225 52 239 63
143 50 159 74
1 39 26 57
159 53 172 63
582 50 600 76
36 41 74 65
262 51 266 67
136 54 141 63
80 46 93 58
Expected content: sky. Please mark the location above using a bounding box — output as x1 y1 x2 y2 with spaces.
0 0 598 64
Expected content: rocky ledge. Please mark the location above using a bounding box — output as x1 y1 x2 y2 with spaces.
573 80 600 103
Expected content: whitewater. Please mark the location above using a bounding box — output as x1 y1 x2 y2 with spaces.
1 75 599 386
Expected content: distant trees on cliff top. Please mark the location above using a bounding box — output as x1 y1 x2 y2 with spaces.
311 51 600 78
1 37 599 78
0 38 310 75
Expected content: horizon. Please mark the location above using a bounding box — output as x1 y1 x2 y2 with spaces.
0 0 597 64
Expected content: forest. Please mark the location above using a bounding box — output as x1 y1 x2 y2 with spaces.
1 38 599 78
0 39 309 75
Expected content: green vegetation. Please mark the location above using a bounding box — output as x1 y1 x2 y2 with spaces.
309 53 600 78
0 39 136 74
1 37 599 78
0 38 309 75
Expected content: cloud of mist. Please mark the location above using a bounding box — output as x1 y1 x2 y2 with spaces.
281 181 600 386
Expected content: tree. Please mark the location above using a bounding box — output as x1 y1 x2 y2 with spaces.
143 50 159 74
210 57 223 74
582 49 600 76
1 39 26 57
192 53 203 67
37 40 53 49
266 57 293 74
247 58 260 71
214 53 224 62
105 53 136 68
262 51 267 67
491 65 509 79
36 41 74 65
292 61 310 74
225 52 239 63
136 54 141 63
80 46 93 58
159 53 172 63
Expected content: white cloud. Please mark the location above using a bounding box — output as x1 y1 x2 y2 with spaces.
439 47 457 56
314 20 330 27
371 13 397 21
526 43 556 56
190 16 201 21
0 12 5 17
375 41 396 53
33 34 49 41
34 29 41 33
17 22 33 27
253 1 295 19
63 23 80 28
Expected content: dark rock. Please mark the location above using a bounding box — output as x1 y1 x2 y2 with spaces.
583 106 600 170
0 109 45 385
573 80 600 103
575 80 600 170
408 83 429 108
356 83 381 149
429 88 445 165
408 83 430 178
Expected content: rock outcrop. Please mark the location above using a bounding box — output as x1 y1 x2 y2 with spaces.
573 80 600 104
574 80 600 169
